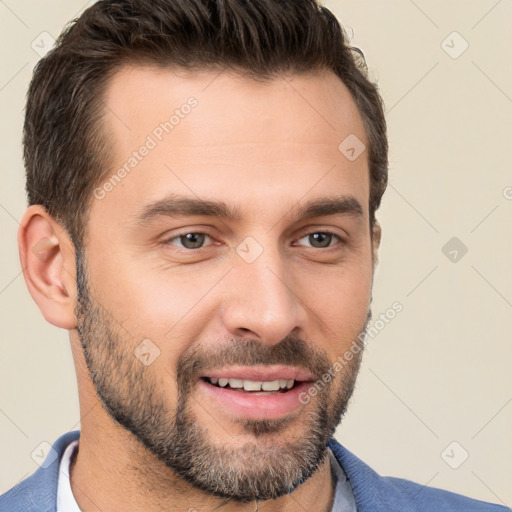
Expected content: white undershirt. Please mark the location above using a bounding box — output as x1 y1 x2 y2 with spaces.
328 447 358 511
56 440 356 511
56 440 81 512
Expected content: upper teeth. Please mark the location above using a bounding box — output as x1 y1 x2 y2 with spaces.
209 377 295 391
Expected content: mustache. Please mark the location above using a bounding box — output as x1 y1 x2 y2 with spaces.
175 336 333 388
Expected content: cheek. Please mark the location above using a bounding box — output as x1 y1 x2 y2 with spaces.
334 266 373 318
294 258 373 340
88 256 225 360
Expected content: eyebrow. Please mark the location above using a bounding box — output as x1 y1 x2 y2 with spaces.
134 194 364 226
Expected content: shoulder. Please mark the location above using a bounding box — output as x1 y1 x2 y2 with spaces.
327 437 510 512
0 430 80 512
381 474 509 511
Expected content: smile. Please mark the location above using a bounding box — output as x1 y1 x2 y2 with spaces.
197 366 314 420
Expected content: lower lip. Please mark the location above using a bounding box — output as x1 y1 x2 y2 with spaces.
197 379 312 420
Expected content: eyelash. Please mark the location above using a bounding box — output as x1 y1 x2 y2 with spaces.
163 230 345 252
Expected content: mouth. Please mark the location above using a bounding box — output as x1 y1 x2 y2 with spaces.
196 366 314 420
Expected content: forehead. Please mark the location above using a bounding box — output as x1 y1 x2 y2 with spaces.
93 64 370 227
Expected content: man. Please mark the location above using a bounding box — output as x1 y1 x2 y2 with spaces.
0 0 508 511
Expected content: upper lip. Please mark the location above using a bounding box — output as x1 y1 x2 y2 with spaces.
201 365 314 382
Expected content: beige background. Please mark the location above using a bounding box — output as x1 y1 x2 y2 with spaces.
1 0 511 506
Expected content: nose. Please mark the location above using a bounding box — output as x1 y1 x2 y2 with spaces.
220 243 308 345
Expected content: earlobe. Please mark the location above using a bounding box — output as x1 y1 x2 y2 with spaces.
18 205 77 330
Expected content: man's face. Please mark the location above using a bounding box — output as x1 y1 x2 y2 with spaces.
75 65 377 502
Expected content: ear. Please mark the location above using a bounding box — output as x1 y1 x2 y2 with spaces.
18 205 77 329
371 220 382 271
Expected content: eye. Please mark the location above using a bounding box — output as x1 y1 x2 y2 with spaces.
163 230 344 252
295 231 342 249
165 232 213 250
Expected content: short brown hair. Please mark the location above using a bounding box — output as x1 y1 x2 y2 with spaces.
24 0 388 248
